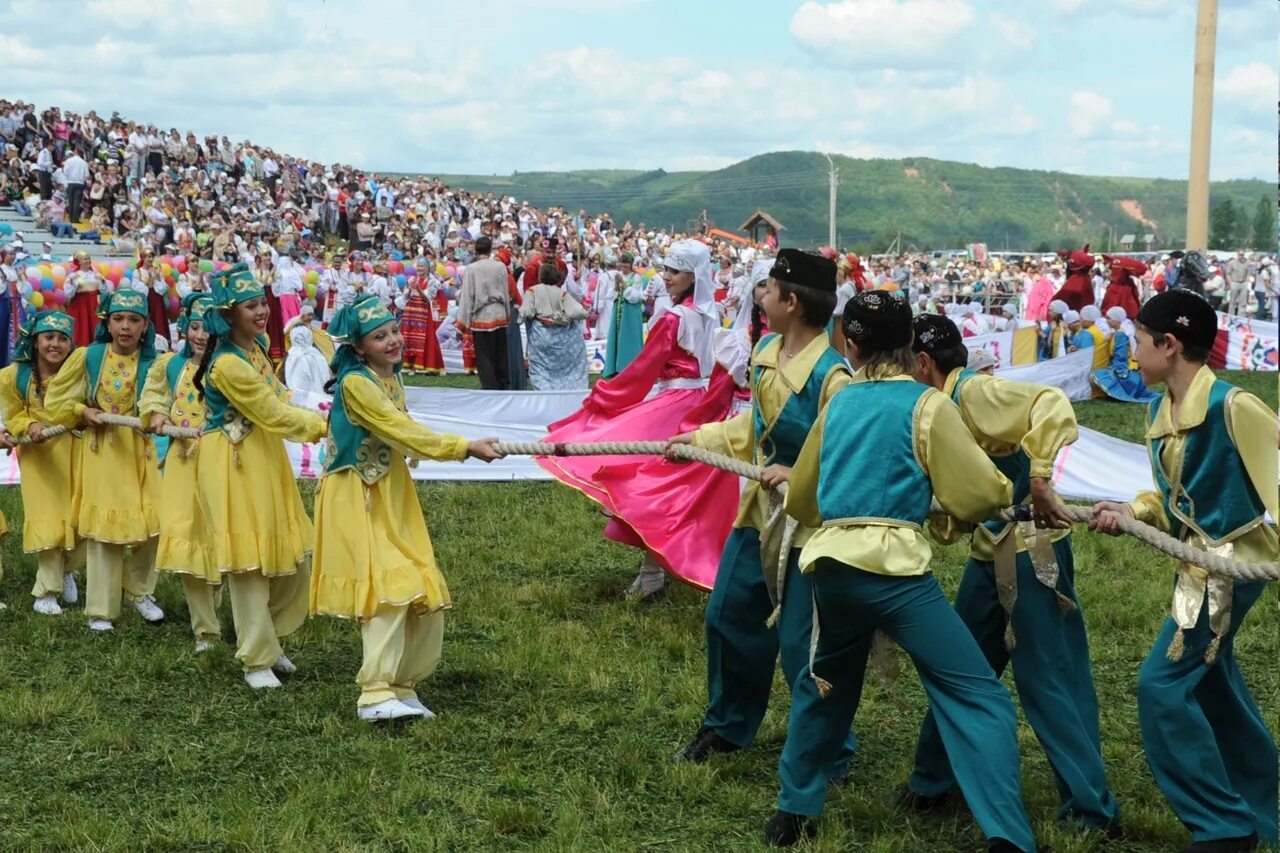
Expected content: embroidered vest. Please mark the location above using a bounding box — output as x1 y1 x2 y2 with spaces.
164 355 204 431
751 334 848 468
85 342 154 415
951 369 1032 540
202 339 273 443
1147 380 1267 545
817 380 935 527
324 368 401 485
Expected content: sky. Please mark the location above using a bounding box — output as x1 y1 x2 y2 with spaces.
3 0 1276 180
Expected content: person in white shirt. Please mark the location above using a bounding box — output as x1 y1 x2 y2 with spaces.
34 138 54 200
593 262 619 340
62 147 90 223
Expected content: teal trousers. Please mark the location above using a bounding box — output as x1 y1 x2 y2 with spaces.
909 538 1118 829
1138 578 1276 845
703 528 856 778
777 560 1037 853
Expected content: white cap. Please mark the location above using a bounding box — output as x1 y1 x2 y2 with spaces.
1081 305 1102 323
1063 310 1081 323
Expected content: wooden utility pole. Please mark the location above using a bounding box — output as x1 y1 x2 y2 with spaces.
1185 0 1218 251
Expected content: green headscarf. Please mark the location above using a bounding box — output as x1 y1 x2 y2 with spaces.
13 310 76 363
177 292 215 335
94 289 157 356
327 293 398 382
205 263 264 337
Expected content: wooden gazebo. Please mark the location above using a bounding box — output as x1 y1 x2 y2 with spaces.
740 209 786 244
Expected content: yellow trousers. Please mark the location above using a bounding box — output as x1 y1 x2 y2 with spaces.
357 604 444 706
226 565 309 672
85 538 158 621
181 575 223 642
31 542 86 599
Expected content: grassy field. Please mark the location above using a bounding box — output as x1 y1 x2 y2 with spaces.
0 373 1275 852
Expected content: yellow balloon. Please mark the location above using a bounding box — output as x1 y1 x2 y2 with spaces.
29 291 44 308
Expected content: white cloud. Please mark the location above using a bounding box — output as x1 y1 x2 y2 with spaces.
989 14 1035 49
790 0 974 67
0 34 46 64
1068 91 1114 138
1216 61 1279 112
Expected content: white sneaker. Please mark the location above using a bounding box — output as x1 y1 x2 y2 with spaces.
131 595 164 623
33 595 62 616
272 654 297 675
357 699 422 722
244 668 282 689
88 618 113 632
62 573 79 604
194 639 216 653
399 694 438 720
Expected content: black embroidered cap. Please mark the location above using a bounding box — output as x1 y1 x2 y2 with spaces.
1136 289 1218 350
769 248 837 293
911 314 963 353
841 290 913 351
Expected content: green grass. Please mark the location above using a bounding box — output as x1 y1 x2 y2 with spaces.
0 373 1275 852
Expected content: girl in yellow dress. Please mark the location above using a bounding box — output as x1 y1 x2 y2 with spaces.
0 311 81 616
140 292 221 652
45 289 164 631
192 263 327 689
312 293 502 722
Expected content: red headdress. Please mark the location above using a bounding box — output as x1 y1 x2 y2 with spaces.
1056 244 1094 273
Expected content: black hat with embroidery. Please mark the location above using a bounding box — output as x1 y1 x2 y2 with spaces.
1136 289 1217 350
911 314 963 354
842 290 913 351
769 248 837 293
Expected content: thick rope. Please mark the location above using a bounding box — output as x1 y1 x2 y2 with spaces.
7 424 69 446
495 440 1279 582
95 412 202 439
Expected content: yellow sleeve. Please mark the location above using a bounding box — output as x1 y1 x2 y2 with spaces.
921 392 1013 523
783 402 826 529
208 354 327 444
1129 490 1170 531
958 375 1077 478
819 366 853 406
43 346 90 428
343 374 470 462
138 353 175 419
1227 390 1279 523
692 411 754 461
0 365 31 436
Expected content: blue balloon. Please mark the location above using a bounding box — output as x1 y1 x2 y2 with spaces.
395 274 407 287
40 277 53 290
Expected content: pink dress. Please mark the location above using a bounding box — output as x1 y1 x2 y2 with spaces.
538 311 739 591
1025 276 1056 322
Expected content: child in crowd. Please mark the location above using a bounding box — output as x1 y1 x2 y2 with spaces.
667 249 857 784
140 293 220 651
905 313 1119 838
764 291 1040 853
1091 305 1157 403
45 289 163 631
311 293 501 722
192 264 327 688
1091 290 1277 853
0 311 81 615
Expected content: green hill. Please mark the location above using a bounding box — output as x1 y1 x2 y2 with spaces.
428 151 1272 253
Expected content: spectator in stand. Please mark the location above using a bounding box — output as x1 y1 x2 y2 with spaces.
62 147 90 224
34 137 54 200
1255 257 1275 321
1224 249 1251 317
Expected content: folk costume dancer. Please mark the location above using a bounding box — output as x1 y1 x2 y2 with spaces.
1091 306 1158 403
602 252 645 378
904 314 1119 836
311 294 502 722
538 239 735 598
0 311 82 615
193 264 327 689
669 249 857 782
45 289 164 631
765 291 1039 853
1092 290 1277 853
140 293 222 651
66 251 106 347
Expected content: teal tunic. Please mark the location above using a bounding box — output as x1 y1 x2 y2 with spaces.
602 275 644 378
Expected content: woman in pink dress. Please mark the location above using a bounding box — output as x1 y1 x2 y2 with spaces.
538 239 738 598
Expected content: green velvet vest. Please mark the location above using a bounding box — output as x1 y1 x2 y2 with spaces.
85 342 155 415
752 334 849 467
201 340 266 443
324 367 399 485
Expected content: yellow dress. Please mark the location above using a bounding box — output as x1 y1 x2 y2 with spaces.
198 343 327 577
311 372 469 620
138 353 215 580
44 346 160 545
0 364 78 552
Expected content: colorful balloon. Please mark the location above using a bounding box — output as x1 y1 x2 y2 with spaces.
28 292 43 308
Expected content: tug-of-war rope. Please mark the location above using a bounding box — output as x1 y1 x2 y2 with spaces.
493 440 1279 583
7 426 1271 581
